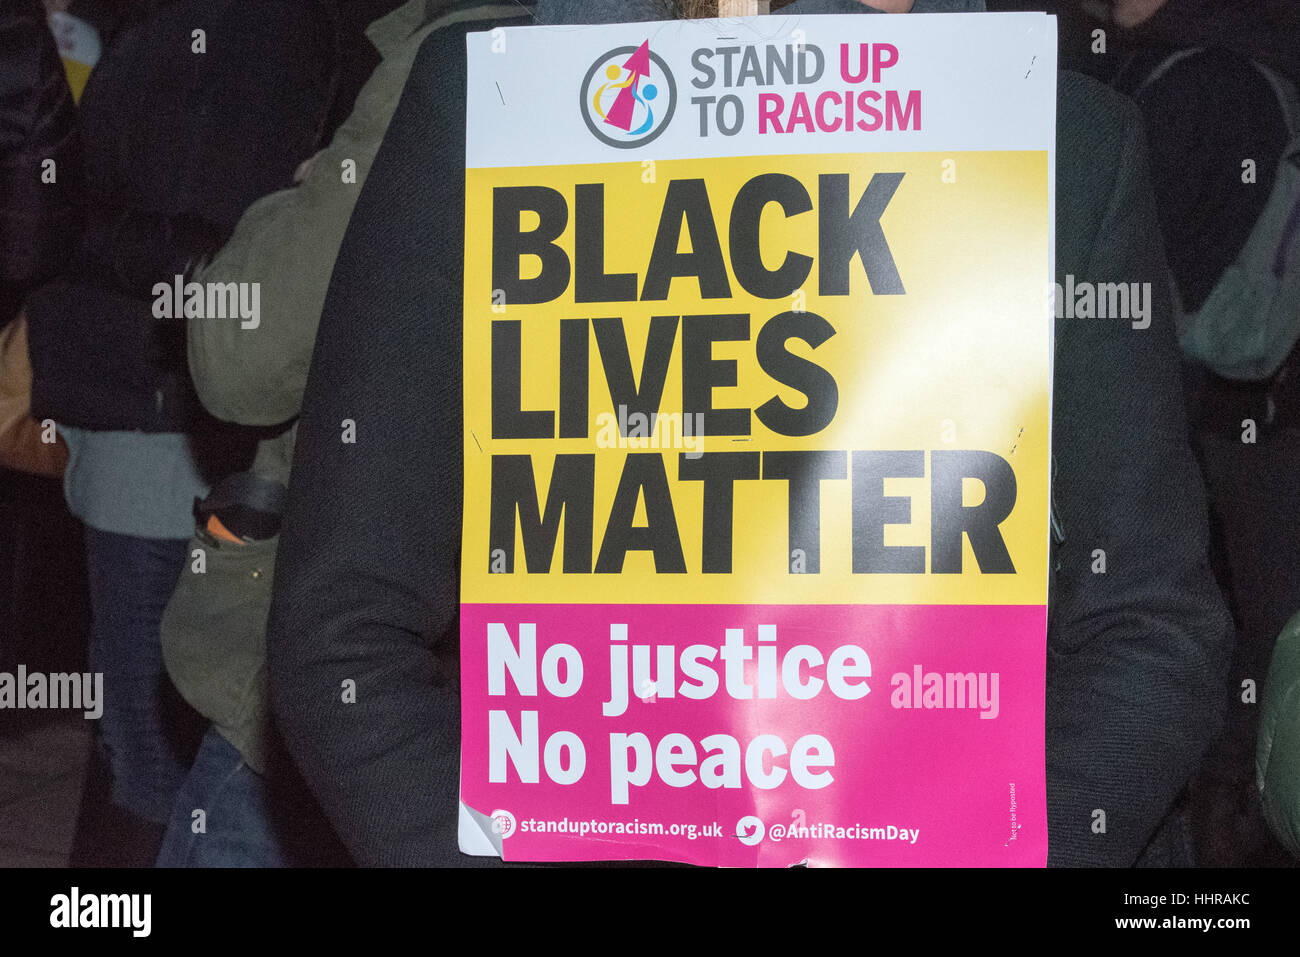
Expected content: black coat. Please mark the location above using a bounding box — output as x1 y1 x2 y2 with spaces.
25 0 339 433
0 0 83 329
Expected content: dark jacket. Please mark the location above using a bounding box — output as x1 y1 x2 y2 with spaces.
0 0 83 328
24 0 338 433
267 29 1231 867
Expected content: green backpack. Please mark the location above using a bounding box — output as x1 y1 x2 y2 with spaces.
1136 49 1300 381
1259 609 1300 858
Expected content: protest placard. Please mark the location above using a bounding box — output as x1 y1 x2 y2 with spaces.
459 10 1056 866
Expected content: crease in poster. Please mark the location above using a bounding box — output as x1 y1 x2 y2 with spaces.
459 11 1057 866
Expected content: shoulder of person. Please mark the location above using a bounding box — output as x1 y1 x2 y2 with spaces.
1055 70 1149 227
1058 68 1144 145
1134 45 1281 113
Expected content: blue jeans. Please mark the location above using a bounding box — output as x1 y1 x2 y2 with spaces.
84 528 201 824
157 726 348 867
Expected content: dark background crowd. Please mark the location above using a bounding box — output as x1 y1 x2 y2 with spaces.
1 0 1298 868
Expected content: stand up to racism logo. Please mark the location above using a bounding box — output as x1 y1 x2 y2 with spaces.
580 40 677 148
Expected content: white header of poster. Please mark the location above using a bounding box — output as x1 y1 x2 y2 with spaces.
465 12 1057 168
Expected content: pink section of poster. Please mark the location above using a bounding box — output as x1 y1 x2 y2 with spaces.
459 603 1046 866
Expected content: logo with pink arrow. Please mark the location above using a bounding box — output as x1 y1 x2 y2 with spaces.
580 40 677 148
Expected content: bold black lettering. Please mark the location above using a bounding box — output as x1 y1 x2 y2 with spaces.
818 172 905 296
930 450 1016 573
851 450 925 573
558 318 588 439
490 454 594 573
575 183 637 303
595 454 687 573
681 313 750 436
678 452 761 573
492 186 570 305
642 179 732 301
592 316 679 434
729 174 814 299
492 321 553 438
762 450 848 574
754 310 838 437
